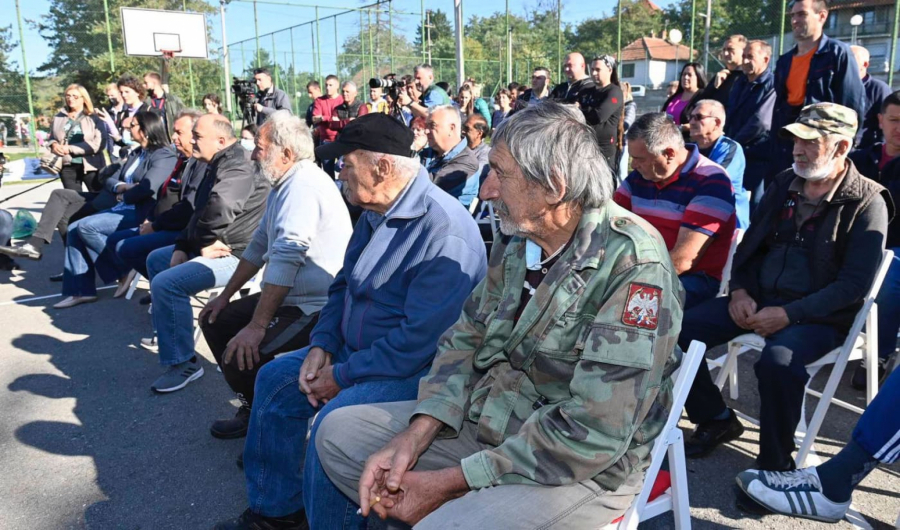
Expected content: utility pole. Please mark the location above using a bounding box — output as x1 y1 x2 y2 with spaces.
425 10 433 64
220 0 233 116
702 0 712 71
506 0 511 84
454 0 465 88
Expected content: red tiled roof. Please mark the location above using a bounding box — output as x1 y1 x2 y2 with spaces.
621 37 698 62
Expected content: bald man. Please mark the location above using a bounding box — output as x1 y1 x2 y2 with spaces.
550 52 596 104
852 45 892 150
145 113 271 394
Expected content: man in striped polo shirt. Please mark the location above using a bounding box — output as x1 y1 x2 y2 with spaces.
614 112 737 310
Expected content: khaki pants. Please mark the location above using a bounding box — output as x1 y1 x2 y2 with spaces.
316 401 643 530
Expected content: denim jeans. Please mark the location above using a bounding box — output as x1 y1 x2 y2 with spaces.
678 295 842 470
679 271 721 311
62 210 142 297
146 244 239 366
109 228 181 279
243 345 426 524
875 247 900 360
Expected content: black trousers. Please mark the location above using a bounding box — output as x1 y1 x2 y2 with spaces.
59 164 98 192
678 296 843 470
200 293 318 406
32 188 98 245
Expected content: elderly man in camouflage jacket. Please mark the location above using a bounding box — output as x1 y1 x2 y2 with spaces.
314 101 685 529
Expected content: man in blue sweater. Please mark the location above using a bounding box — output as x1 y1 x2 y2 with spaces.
214 113 487 530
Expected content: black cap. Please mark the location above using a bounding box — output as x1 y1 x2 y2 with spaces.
315 113 415 161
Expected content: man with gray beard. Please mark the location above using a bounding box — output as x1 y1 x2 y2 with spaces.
200 110 353 440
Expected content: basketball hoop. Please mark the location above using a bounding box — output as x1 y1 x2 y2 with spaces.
160 49 180 60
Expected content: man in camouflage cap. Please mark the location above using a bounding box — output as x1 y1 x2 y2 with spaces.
313 100 684 529
678 102 891 495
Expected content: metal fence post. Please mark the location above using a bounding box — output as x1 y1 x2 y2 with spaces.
103 0 115 72
316 7 322 82
506 0 511 85
557 0 562 83
272 34 279 86
421 0 426 62
778 0 787 55
291 28 298 114
14 0 38 155
360 10 366 80
889 0 899 86
183 0 196 106
368 9 375 77
254 1 261 65
689 0 696 56
334 16 340 76
616 0 622 67
389 1 394 73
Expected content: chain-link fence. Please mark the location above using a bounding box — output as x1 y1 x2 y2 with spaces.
3 0 900 152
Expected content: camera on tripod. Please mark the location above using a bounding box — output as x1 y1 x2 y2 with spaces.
231 78 259 124
368 75 407 101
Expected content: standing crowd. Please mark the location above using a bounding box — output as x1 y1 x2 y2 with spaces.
1 0 900 527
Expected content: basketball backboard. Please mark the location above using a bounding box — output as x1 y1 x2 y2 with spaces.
121 8 209 59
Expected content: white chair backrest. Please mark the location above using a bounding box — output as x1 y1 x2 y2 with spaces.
833 249 893 357
617 340 707 528
718 229 744 297
468 196 481 215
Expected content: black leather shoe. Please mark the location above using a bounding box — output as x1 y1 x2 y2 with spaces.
213 508 308 530
211 405 251 439
139 294 152 305
685 410 744 459
850 360 885 391
49 272 64 282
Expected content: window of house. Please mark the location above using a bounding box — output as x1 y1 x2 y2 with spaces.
622 63 635 78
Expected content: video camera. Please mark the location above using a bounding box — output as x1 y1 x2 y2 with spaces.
231 78 259 124
369 75 407 101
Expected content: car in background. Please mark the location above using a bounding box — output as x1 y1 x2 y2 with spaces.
630 85 646 97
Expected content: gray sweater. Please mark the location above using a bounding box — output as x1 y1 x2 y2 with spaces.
241 159 352 314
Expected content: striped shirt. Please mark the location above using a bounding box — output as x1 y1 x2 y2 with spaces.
614 145 737 280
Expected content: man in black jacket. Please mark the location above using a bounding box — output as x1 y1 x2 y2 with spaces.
676 103 891 475
145 113 270 394
108 110 207 282
698 35 747 106
849 90 900 387
254 68 292 126
549 53 595 104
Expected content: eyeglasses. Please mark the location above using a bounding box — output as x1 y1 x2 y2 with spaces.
689 114 715 122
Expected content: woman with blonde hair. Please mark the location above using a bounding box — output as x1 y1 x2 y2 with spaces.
49 84 108 191
456 84 492 127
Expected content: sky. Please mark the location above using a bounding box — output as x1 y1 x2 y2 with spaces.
9 0 678 75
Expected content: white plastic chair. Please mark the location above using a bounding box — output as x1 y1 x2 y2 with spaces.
716 229 744 298
125 271 145 300
605 340 708 530
709 249 893 467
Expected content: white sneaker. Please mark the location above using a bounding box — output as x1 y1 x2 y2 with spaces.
140 336 158 353
736 467 850 523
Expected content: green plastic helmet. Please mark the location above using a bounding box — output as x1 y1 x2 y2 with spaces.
12 210 37 239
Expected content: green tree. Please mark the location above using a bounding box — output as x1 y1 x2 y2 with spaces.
572 0 665 59
0 25 27 114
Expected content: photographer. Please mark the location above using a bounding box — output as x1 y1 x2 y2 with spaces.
253 68 292 126
398 64 450 119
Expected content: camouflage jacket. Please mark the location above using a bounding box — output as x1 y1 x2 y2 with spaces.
414 202 684 492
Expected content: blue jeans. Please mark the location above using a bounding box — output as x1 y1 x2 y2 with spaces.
244 345 425 525
110 228 181 279
62 210 142 297
679 295 843 469
146 244 239 366
855 364 900 463
875 247 900 360
679 271 720 311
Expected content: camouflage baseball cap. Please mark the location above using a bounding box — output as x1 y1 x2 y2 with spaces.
779 102 858 140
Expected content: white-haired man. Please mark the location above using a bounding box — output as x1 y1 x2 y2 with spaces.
678 104 890 502
314 101 683 529
199 110 353 441
851 45 892 150
214 112 487 530
332 81 369 134
689 99 751 228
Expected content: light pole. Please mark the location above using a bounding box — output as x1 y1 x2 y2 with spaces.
851 14 863 45
670 29 684 85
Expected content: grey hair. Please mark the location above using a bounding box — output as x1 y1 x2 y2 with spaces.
360 150 420 179
414 64 434 76
176 108 203 125
625 112 684 155
341 81 357 92
694 99 726 127
261 109 315 161
429 104 461 128
492 100 612 208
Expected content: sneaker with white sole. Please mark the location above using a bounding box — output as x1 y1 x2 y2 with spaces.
735 467 850 523
151 360 204 393
140 336 158 353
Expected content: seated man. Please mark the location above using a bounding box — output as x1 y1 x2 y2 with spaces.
314 101 683 529
423 105 479 199
849 90 900 388
678 103 890 476
199 111 352 439
458 113 491 208
737 362 900 522
146 114 270 393
615 112 737 309
213 113 487 530
107 109 207 286
689 99 750 229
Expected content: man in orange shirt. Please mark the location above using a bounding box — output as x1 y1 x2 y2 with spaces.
769 0 864 175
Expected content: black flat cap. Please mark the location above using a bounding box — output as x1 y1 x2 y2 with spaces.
315 113 415 161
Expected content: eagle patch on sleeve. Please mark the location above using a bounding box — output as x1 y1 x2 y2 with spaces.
622 283 662 330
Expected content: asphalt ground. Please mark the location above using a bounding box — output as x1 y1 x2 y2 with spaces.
1 181 898 529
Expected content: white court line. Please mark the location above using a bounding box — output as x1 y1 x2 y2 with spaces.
0 285 118 306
